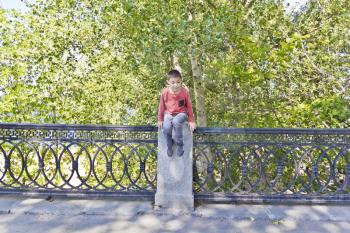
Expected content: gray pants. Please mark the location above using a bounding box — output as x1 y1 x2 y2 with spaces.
163 113 188 150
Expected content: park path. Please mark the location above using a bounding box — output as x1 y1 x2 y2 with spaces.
0 196 349 233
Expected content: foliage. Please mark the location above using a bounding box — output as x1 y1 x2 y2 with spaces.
0 0 349 128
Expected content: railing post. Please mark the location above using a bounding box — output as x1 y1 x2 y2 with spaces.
155 123 194 212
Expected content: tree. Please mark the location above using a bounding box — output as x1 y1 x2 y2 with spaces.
0 0 348 128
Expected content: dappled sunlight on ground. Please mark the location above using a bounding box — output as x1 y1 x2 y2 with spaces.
0 197 350 232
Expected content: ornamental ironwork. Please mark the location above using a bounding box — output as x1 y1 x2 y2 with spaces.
0 123 349 203
0 124 158 196
193 128 350 202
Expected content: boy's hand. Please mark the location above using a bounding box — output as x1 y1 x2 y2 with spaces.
189 122 196 132
157 121 163 129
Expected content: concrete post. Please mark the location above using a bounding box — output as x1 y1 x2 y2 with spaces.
155 123 194 212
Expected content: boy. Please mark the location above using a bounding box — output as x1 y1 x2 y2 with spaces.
157 69 196 157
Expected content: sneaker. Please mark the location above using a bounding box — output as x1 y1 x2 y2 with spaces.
167 148 173 157
176 146 184 157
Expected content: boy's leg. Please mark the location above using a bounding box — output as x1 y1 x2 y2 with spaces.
162 113 174 156
172 113 188 156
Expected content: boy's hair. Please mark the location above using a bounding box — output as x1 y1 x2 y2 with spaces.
167 69 182 79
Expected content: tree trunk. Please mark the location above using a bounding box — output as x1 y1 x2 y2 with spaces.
188 33 213 189
187 1 214 191
189 52 207 127
172 52 182 73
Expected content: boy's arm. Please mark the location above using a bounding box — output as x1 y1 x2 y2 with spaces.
185 90 195 123
158 91 166 122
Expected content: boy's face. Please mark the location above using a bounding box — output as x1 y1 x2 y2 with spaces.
167 76 182 91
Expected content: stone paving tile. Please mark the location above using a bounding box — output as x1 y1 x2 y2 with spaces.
0 197 350 233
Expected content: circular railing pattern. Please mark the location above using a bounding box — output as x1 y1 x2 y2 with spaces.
0 124 349 201
193 128 350 196
0 124 158 192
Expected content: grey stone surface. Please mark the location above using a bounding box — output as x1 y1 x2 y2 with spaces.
0 196 153 216
155 123 194 211
1 197 350 233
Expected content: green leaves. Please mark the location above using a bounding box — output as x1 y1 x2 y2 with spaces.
0 0 348 128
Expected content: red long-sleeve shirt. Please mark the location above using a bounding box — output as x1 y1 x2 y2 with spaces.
158 87 195 122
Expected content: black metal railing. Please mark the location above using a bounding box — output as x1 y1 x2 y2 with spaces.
0 123 349 203
193 128 350 203
0 123 158 199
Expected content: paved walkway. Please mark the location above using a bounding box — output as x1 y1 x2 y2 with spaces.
0 196 350 233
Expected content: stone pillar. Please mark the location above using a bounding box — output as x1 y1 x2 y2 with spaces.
155 123 194 212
